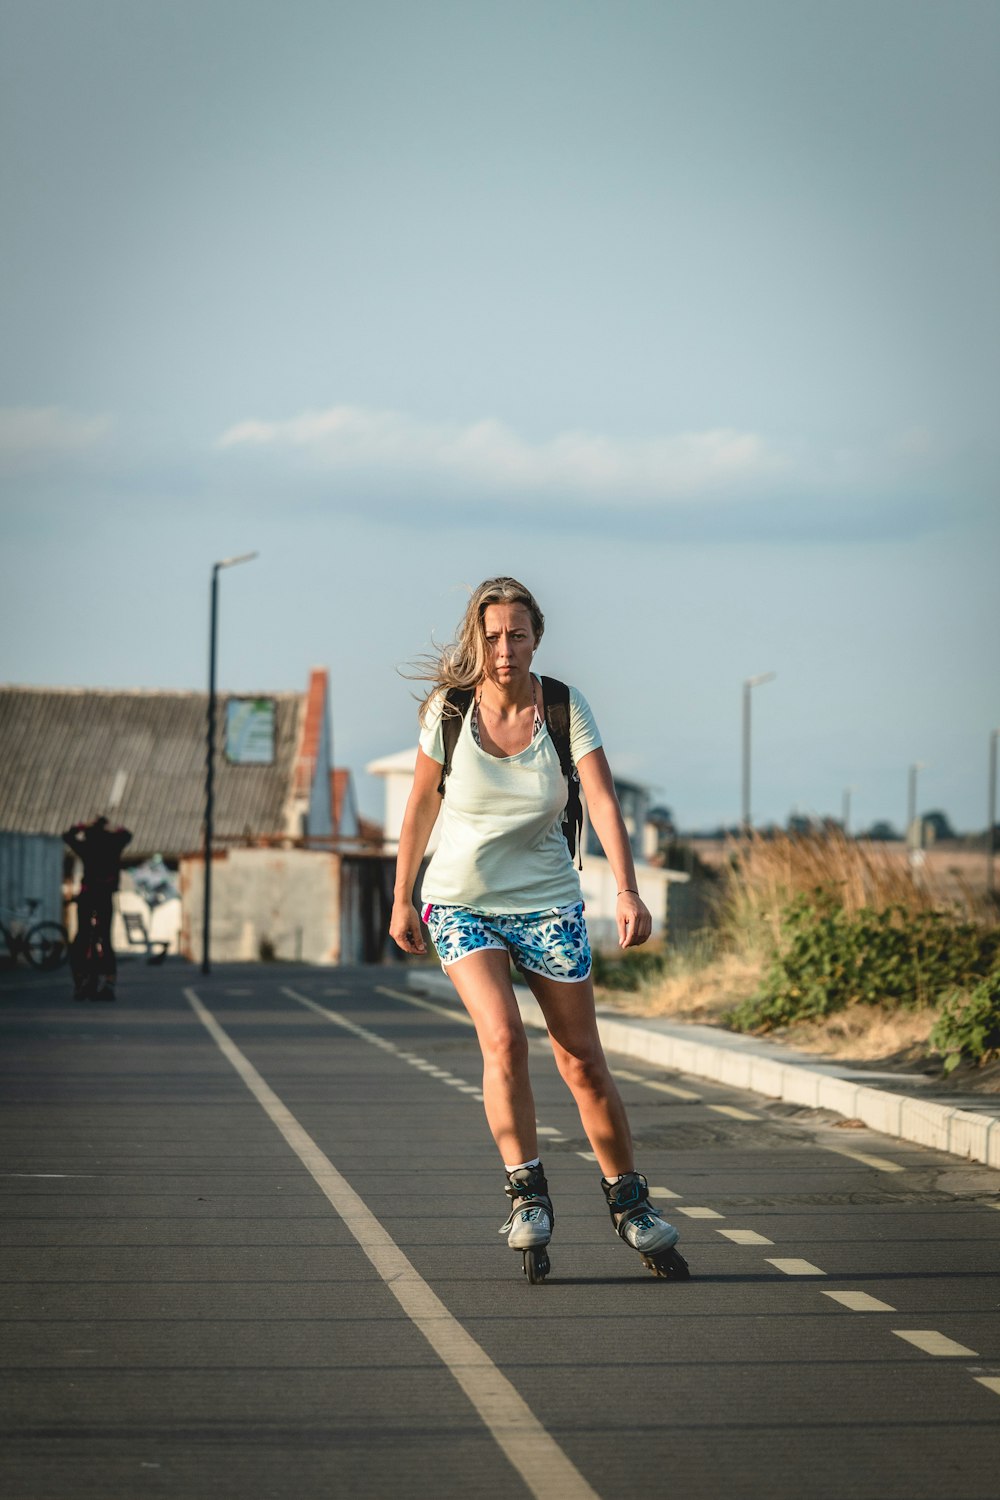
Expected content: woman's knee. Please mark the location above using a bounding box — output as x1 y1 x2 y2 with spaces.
553 1043 610 1095
481 1023 530 1076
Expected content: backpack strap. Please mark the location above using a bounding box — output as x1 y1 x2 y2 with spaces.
437 687 474 795
540 676 583 868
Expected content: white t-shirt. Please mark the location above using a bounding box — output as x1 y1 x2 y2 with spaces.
418 683 603 914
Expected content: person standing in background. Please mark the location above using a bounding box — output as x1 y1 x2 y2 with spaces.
63 816 132 1001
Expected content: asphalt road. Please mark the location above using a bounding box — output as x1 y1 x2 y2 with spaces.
2 961 999 1500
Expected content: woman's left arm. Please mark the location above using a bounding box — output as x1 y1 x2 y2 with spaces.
576 747 652 949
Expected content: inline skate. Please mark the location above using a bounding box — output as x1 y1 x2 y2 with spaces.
603 1171 690 1279
500 1162 553 1284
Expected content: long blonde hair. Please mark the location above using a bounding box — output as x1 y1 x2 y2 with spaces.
412 577 546 723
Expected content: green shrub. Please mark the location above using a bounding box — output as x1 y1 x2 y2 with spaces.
724 890 1000 1034
930 972 1000 1071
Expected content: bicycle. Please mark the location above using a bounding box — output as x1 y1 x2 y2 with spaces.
0 899 70 971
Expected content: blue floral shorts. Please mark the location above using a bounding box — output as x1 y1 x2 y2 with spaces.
421 901 592 983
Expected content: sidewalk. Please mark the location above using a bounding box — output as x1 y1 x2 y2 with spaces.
407 968 1000 1172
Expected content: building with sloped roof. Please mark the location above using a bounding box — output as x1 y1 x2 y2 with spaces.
0 672 397 966
0 672 334 860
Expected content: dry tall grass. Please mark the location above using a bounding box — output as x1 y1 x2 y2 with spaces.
723 829 987 950
597 831 992 1052
597 945 764 1024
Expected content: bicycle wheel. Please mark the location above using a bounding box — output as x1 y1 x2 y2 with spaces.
0 924 15 971
26 922 69 971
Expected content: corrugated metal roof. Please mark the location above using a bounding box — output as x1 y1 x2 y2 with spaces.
0 686 304 859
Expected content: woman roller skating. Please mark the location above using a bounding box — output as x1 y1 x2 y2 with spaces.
390 577 689 1284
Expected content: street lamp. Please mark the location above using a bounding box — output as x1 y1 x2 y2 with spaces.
202 552 258 975
907 761 926 853
742 672 775 832
988 729 1000 898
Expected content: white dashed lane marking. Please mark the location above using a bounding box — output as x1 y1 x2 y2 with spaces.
376 985 477 1027
283 986 1000 1407
824 1146 904 1174
281 990 486 1105
893 1330 979 1357
766 1258 827 1277
822 1291 896 1313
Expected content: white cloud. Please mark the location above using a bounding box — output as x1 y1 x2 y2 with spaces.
216 404 790 502
0 406 112 464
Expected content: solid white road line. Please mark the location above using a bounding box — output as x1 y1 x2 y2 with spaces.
185 988 599 1500
821 1291 896 1313
824 1146 904 1173
677 1206 724 1219
708 1104 761 1121
892 1330 979 1357
766 1258 827 1276
718 1229 774 1245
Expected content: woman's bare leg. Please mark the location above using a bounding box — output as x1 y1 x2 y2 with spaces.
444 948 538 1164
524 971 634 1178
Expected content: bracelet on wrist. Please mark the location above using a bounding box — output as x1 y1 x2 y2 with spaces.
617 888 638 896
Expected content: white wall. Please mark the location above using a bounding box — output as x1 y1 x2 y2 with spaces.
379 765 441 854
180 847 341 964
579 858 674 951
113 887 182 955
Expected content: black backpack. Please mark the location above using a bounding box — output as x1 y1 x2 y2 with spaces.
437 675 583 866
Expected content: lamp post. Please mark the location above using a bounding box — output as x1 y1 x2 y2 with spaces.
907 761 926 854
742 672 775 832
202 552 258 975
988 729 999 898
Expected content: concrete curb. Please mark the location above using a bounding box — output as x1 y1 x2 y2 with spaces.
407 969 1000 1173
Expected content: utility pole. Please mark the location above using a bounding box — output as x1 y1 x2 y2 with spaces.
742 673 775 832
988 729 999 898
842 785 855 836
907 762 926 859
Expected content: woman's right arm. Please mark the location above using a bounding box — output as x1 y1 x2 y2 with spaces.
389 747 444 955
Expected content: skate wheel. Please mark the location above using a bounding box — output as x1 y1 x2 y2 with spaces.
522 1247 550 1284
641 1246 690 1280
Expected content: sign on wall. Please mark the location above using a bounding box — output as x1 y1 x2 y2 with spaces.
225 698 276 765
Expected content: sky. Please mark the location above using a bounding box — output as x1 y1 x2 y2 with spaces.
1 0 997 834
